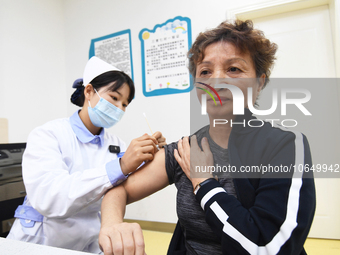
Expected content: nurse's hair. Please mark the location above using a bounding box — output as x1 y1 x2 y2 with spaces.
70 71 135 107
188 19 277 88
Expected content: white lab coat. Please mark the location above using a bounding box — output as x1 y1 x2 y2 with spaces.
7 112 126 253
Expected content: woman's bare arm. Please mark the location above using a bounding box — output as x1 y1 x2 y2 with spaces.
99 148 169 255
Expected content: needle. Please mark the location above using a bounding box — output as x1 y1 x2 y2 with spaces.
143 112 159 150
143 112 154 134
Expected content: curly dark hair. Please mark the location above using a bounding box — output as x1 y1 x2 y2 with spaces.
188 20 278 88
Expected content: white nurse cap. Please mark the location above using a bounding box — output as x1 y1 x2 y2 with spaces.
83 56 120 86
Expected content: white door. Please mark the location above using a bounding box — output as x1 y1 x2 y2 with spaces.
252 5 340 239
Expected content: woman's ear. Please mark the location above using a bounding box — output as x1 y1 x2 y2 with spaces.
257 74 266 93
84 84 94 101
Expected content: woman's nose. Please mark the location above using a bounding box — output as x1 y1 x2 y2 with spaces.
210 70 229 87
211 68 229 79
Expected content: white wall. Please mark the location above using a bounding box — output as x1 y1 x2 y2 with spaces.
0 0 281 223
0 0 67 143
62 0 266 223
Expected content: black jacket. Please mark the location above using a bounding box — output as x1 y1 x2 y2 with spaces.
168 109 316 255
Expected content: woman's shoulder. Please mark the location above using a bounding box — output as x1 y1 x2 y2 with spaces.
240 120 309 157
241 119 304 142
192 125 209 137
260 121 306 142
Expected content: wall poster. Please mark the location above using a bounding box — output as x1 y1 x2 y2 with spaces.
139 16 192 97
89 29 134 80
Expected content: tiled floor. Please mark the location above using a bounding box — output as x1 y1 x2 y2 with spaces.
143 230 340 255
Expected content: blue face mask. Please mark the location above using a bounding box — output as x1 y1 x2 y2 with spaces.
88 89 125 128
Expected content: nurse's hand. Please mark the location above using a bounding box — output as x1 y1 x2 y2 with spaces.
174 136 214 189
99 222 146 255
120 134 158 175
152 131 167 148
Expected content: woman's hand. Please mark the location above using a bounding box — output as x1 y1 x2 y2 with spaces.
120 134 158 175
152 131 166 148
99 222 146 255
174 136 214 189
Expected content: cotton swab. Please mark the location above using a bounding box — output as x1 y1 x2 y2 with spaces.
143 112 154 134
143 112 159 151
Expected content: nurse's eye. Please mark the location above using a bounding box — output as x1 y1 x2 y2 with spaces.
112 96 118 101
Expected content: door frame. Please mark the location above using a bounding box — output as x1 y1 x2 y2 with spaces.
227 0 340 239
226 0 340 78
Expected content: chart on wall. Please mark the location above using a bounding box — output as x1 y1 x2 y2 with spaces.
139 16 192 97
89 29 134 80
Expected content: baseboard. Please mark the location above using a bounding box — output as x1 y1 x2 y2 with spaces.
124 219 176 233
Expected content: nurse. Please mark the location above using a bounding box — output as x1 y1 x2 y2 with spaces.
6 56 165 253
